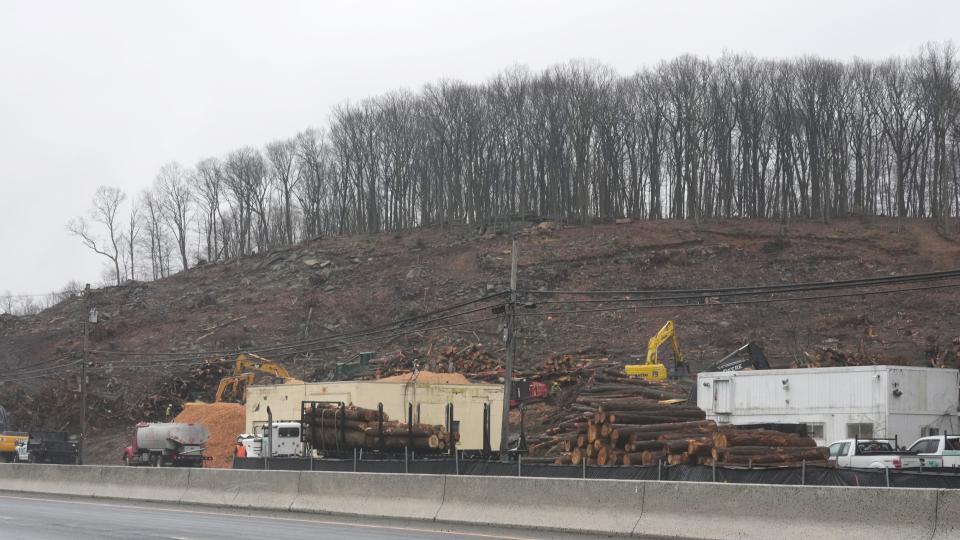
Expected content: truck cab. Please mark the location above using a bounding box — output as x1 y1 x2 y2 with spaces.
908 435 960 468
257 422 303 458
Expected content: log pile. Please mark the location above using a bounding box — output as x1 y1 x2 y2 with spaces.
711 430 829 466
552 404 828 467
303 403 458 453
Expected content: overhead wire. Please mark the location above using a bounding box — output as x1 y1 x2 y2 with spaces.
518 281 960 318
520 268 960 298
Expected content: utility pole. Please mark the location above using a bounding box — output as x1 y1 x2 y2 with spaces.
80 308 88 466
80 284 94 466
499 240 518 459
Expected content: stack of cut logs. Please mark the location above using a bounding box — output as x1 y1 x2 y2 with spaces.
304 403 458 453
554 405 827 467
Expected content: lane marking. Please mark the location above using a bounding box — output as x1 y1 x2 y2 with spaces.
0 494 541 540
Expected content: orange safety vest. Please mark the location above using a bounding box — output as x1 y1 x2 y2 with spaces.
235 443 246 458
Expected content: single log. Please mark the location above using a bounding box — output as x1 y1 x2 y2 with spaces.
576 434 588 448
309 418 369 431
608 450 624 466
307 405 386 422
713 431 817 449
622 452 645 466
688 440 714 457
618 420 716 436
571 447 583 465
629 428 714 442
608 411 705 423
640 450 667 466
554 453 573 465
587 422 599 444
364 434 440 450
713 446 829 462
656 432 715 442
662 440 692 452
625 440 670 452
596 446 610 466
608 430 621 448
721 450 828 465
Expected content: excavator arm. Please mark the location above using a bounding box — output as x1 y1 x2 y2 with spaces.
646 321 684 367
215 373 255 403
233 353 292 379
625 320 686 381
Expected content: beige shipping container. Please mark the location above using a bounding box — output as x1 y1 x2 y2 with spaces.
245 381 504 451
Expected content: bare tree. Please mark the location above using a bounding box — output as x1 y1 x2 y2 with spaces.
67 186 126 286
155 162 193 271
265 138 300 245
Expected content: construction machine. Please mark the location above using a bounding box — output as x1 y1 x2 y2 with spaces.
215 353 297 403
0 432 28 463
625 320 687 381
708 342 771 372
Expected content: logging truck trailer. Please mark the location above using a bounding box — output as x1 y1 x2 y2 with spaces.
123 422 210 467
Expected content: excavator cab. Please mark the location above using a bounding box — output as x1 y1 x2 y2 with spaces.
625 320 687 381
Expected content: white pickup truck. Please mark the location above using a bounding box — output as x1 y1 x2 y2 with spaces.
907 435 960 468
827 438 923 469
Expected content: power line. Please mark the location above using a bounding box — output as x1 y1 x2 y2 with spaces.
520 268 960 298
517 281 960 318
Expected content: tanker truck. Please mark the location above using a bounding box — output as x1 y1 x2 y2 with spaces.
123 422 209 467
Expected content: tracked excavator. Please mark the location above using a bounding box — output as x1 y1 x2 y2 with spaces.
624 320 688 381
215 353 299 403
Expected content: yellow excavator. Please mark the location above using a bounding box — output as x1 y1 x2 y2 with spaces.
624 320 686 381
215 353 297 403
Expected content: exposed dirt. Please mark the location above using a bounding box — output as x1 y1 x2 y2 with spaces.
2 217 960 464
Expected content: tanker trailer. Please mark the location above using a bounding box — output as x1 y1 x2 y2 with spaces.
123 422 210 467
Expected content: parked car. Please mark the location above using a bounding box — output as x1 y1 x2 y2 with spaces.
907 435 960 468
827 438 923 469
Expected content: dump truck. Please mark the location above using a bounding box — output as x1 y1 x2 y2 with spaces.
123 422 210 467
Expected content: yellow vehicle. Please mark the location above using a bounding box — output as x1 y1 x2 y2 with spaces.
624 321 686 381
215 353 297 403
0 432 28 463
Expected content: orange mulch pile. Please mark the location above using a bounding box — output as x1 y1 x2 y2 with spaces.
377 370 471 384
174 402 245 468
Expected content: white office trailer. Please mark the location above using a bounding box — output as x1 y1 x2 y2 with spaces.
696 366 960 446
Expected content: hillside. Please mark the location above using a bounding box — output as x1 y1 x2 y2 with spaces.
2 217 960 464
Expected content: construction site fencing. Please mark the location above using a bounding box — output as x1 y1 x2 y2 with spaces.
232 456 960 488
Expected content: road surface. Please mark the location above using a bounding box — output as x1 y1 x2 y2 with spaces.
0 493 615 539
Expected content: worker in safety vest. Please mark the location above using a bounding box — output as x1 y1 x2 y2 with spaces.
235 441 246 458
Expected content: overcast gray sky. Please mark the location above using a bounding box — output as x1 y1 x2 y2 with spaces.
1 0 958 296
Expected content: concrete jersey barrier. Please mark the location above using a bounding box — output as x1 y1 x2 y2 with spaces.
1 465 959 539
292 471 445 521
637 480 938 540
182 468 301 510
437 475 642 536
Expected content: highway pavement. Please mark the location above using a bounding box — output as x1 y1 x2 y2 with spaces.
0 493 617 539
